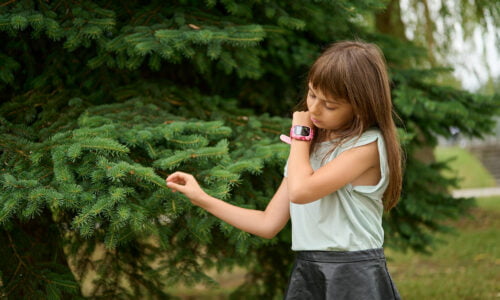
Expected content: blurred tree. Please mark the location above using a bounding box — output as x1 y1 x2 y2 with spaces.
375 0 499 253
376 0 500 87
479 75 500 95
0 0 498 298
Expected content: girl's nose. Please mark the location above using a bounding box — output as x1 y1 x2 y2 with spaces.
308 99 320 115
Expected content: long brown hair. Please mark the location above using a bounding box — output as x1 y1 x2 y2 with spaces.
298 40 403 211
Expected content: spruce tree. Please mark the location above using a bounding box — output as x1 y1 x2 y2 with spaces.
0 1 498 298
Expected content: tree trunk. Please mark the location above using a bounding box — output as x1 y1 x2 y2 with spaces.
375 0 408 41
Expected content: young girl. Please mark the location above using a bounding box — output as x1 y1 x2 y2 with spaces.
166 40 402 299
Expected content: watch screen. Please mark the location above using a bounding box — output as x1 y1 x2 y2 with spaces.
294 126 310 136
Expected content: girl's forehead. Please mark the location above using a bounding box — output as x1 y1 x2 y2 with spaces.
308 83 327 95
308 83 341 103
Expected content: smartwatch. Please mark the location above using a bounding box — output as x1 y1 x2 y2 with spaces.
290 125 314 141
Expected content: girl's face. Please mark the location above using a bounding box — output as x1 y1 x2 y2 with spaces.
306 83 355 135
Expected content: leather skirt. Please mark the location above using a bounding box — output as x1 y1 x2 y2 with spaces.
284 248 401 300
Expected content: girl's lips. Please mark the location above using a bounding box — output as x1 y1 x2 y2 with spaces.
311 117 320 125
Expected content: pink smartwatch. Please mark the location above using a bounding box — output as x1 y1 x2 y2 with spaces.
290 125 314 141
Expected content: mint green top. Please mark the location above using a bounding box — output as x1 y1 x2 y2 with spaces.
284 129 388 251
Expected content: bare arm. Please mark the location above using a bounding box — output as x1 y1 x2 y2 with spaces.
287 140 379 204
287 111 380 204
166 172 290 239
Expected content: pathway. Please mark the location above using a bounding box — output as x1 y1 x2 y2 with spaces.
452 187 500 198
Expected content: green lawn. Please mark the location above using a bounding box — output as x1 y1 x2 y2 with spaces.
434 146 497 189
386 196 500 300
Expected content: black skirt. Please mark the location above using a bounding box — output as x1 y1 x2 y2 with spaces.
284 248 401 300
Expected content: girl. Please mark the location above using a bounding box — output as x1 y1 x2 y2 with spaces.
166 40 402 299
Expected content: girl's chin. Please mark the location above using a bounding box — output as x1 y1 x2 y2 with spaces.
316 125 340 132
312 122 328 129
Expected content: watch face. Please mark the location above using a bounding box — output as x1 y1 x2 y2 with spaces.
294 126 310 136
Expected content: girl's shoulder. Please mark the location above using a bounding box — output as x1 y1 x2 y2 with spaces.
361 127 383 138
340 128 383 151
314 128 384 160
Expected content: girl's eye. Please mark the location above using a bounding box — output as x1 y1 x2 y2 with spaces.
308 92 316 99
325 103 337 110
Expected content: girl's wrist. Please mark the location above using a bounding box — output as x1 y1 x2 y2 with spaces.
194 192 215 209
291 111 313 128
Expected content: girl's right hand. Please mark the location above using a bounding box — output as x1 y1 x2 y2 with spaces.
166 171 208 207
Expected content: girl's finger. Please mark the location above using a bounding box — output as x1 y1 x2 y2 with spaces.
166 181 184 192
166 172 188 183
166 172 180 182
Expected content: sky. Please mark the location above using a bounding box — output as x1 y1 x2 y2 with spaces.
452 18 500 91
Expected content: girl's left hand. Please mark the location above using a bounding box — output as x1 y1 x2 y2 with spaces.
292 111 314 127
166 171 208 207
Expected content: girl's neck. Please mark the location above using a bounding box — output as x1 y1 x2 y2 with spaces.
319 126 370 143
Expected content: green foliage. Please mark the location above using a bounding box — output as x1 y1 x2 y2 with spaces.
0 214 82 299
0 86 289 298
0 0 498 298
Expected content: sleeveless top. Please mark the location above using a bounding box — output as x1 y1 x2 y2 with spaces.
284 129 388 251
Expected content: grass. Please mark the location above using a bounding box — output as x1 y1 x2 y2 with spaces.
386 196 500 300
165 268 246 299
434 146 497 189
